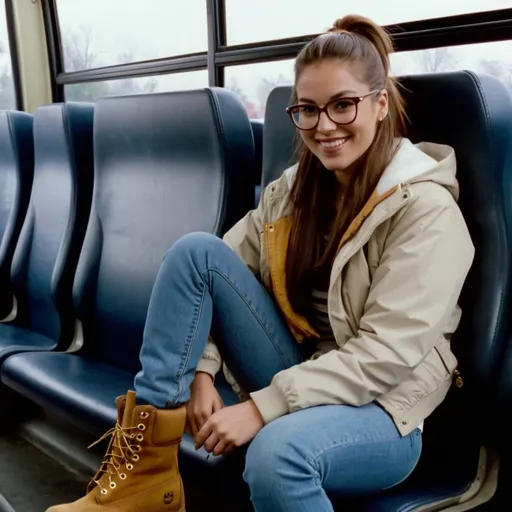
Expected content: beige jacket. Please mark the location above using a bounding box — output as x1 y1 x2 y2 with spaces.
197 138 475 436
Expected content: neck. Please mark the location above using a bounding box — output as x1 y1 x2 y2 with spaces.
334 169 350 185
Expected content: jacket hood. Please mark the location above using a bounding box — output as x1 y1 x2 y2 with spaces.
377 138 458 200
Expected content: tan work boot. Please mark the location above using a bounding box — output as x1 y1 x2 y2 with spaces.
46 390 186 511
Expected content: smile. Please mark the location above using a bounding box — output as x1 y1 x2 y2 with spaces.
316 136 351 153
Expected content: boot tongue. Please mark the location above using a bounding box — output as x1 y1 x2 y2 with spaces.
122 390 136 428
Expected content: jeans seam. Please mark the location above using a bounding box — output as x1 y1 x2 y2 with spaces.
207 266 293 368
168 280 208 407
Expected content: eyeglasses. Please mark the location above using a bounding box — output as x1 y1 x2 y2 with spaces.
286 90 380 131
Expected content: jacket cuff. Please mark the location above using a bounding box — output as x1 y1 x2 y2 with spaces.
250 384 289 424
196 357 221 378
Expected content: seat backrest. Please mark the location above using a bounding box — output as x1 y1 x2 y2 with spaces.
262 86 297 187
398 73 512 441
262 72 512 442
11 103 94 345
0 111 34 318
73 88 255 374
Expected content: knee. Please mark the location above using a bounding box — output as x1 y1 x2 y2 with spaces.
164 232 223 263
243 421 310 495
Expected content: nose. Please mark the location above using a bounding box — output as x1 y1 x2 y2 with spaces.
316 110 337 132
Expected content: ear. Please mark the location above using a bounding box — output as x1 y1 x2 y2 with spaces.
377 89 389 121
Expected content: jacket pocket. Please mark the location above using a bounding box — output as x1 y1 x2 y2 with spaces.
434 341 464 388
433 341 458 376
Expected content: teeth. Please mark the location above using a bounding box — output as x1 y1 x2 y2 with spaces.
318 138 348 148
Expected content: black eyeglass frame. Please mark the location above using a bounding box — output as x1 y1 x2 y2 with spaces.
286 89 381 130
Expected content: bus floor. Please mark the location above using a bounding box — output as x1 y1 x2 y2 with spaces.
0 435 86 512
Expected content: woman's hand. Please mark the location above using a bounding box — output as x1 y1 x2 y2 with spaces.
186 371 224 438
194 400 264 456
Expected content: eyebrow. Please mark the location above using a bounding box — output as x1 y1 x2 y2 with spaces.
298 90 357 104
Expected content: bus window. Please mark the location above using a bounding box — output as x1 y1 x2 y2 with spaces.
391 40 512 84
225 0 512 45
226 39 512 118
225 60 294 119
56 0 207 71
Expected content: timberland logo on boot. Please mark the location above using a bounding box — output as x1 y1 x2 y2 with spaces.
163 492 174 505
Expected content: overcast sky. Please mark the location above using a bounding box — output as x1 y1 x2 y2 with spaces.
1 1 512 112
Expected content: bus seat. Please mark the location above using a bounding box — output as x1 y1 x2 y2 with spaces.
0 111 34 319
1 89 254 434
0 103 94 363
250 118 264 206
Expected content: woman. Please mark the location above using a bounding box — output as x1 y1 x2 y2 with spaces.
48 14 474 512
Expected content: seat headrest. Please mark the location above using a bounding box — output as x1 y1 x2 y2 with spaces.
93 87 255 234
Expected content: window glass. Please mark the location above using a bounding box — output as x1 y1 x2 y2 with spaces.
225 40 512 119
390 40 512 87
225 60 294 119
225 0 512 45
64 70 208 102
0 4 15 109
56 0 207 71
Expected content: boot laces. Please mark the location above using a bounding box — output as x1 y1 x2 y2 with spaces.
88 422 141 495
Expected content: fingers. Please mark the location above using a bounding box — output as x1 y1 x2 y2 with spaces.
212 439 234 456
195 419 213 450
203 431 221 454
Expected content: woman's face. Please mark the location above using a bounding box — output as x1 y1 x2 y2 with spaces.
293 59 388 182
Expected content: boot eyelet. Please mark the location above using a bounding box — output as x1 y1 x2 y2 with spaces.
134 445 142 453
132 454 140 461
109 482 116 489
120 473 127 480
126 463 134 470
137 423 146 431
140 411 149 419
136 434 144 442
101 489 108 495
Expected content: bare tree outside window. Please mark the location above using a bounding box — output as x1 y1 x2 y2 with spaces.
415 47 459 73
62 27 160 102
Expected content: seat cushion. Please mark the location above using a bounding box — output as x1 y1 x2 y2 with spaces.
0 324 56 364
1 352 132 433
338 471 475 511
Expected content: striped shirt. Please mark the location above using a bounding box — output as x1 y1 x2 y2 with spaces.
310 288 335 341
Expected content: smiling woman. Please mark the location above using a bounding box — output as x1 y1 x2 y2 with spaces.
46 12 475 512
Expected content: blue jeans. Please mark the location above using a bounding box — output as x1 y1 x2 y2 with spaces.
134 232 422 511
